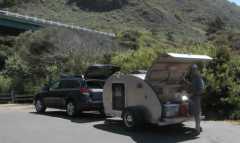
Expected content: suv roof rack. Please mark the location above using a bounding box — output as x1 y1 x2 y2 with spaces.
131 70 147 74
60 74 83 79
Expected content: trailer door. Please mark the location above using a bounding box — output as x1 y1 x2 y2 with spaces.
112 83 125 110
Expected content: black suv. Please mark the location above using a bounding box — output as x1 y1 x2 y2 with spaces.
34 64 120 117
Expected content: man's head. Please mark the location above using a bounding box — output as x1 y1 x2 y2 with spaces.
192 64 198 70
191 64 199 76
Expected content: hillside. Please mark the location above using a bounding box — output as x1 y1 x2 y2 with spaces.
1 0 240 41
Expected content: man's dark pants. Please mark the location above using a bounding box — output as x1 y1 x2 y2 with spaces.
190 95 201 132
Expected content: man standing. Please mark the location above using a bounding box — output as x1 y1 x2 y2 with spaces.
190 64 205 134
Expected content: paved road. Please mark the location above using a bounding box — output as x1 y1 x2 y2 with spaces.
0 104 239 143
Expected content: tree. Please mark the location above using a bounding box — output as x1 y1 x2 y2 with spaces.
1 0 17 7
68 0 127 11
0 36 15 71
202 47 240 119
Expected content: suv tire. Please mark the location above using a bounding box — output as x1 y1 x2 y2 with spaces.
35 98 46 113
66 100 78 117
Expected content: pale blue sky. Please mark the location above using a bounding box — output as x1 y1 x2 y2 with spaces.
228 0 240 5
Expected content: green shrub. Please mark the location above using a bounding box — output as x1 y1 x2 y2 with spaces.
2 0 17 7
0 75 12 93
0 51 7 71
230 110 240 120
202 47 240 119
111 41 216 72
117 30 144 50
1 0 33 7
111 47 159 72
70 0 127 11
207 17 226 35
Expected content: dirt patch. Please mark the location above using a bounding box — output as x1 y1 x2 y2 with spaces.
225 120 240 125
0 104 34 112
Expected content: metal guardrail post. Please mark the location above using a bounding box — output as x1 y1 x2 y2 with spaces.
11 90 15 103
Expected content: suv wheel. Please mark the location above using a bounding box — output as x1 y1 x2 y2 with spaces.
35 98 46 113
66 101 77 117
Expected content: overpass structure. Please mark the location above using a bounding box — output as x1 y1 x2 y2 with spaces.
0 10 115 37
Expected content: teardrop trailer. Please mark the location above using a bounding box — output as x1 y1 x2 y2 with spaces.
103 53 212 129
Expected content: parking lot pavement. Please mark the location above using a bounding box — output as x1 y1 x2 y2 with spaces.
0 104 240 143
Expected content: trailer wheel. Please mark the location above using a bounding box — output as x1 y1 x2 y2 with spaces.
99 108 106 117
122 108 144 130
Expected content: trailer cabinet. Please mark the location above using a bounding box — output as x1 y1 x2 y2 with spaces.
103 53 212 129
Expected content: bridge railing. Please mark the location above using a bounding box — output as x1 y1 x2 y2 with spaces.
0 9 115 37
0 93 33 104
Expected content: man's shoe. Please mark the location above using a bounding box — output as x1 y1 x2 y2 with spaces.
192 130 201 136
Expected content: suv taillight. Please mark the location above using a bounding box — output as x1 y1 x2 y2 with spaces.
80 87 90 96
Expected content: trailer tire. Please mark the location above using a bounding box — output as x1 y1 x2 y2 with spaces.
99 108 106 117
122 108 144 130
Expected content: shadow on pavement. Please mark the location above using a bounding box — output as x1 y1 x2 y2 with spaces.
30 111 105 123
30 110 199 143
94 119 199 143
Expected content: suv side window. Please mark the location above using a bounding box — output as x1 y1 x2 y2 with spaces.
59 80 80 89
50 81 61 90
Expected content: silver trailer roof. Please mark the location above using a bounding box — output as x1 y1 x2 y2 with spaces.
156 53 213 63
167 53 213 61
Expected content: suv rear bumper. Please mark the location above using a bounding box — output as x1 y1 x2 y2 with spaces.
78 101 103 111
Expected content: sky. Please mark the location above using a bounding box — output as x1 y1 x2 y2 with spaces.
228 0 240 5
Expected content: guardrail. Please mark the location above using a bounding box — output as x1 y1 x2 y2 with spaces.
0 9 116 37
0 94 33 104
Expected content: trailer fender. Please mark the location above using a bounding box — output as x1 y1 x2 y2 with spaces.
121 106 148 122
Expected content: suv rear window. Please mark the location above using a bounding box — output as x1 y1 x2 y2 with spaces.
58 80 80 89
87 81 104 89
50 78 87 89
